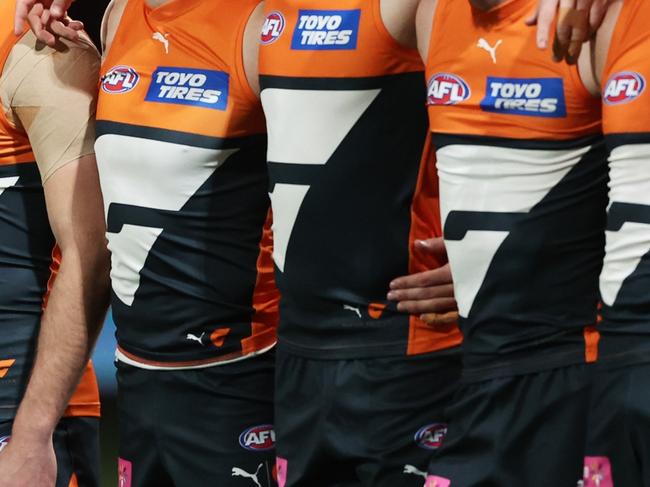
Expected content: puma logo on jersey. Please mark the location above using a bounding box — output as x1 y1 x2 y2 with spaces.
232 464 264 487
152 32 170 54
427 73 471 105
603 71 646 105
403 465 427 480
261 11 285 44
477 38 502 64
186 332 205 346
102 66 140 94
481 77 566 117
146 67 229 110
291 9 360 50
343 304 362 318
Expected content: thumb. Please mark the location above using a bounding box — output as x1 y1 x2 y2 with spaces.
415 236 446 256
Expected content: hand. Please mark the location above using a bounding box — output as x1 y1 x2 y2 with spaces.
527 0 609 64
0 436 57 487
14 0 81 46
387 238 458 324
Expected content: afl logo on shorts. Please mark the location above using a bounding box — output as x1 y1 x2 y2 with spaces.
239 424 276 451
0 436 10 453
427 73 471 106
261 12 285 44
603 71 646 105
414 423 447 450
102 66 140 94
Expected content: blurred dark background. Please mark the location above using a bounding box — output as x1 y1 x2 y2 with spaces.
66 3 116 486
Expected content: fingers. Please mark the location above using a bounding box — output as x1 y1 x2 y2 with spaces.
62 19 85 32
588 0 608 36
395 297 457 316
389 264 453 292
389 283 455 305
50 0 72 19
554 1 590 64
50 19 81 42
553 0 576 61
534 0 560 49
26 4 54 46
414 236 447 258
14 0 36 35
421 311 459 326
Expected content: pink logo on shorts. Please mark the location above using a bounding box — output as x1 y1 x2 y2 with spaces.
276 457 288 487
583 456 613 487
118 458 132 487
426 475 451 487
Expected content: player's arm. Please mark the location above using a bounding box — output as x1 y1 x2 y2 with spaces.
101 0 127 60
380 0 420 49
0 38 109 487
243 1 265 97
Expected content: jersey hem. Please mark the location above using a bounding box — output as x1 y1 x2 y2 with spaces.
115 342 276 370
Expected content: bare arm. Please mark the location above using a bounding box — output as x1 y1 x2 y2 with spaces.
243 2 265 97
380 0 419 49
415 0 438 62
0 37 109 487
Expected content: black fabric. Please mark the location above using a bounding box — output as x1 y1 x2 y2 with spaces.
116 352 276 487
446 140 609 379
274 347 461 487
583 361 650 487
261 71 429 359
0 416 100 487
427 363 592 487
0 162 54 419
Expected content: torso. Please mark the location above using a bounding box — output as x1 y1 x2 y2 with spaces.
259 0 462 359
425 0 607 379
96 0 278 368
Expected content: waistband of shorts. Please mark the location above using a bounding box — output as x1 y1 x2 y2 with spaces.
596 331 650 368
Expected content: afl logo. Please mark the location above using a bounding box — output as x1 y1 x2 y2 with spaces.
261 11 285 44
414 423 447 450
239 425 276 451
603 71 646 105
101 66 140 94
427 73 471 106
0 436 10 453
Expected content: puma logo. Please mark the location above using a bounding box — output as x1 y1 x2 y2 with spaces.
232 463 263 487
343 304 362 318
477 38 502 64
403 464 427 479
186 332 205 346
153 31 170 54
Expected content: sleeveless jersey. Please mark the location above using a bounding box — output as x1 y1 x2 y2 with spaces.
598 0 650 364
259 0 462 359
0 0 99 419
425 0 607 379
96 0 278 367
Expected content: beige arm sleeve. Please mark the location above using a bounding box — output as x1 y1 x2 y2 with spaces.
2 33 100 183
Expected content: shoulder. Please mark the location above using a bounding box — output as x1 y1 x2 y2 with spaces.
101 0 129 58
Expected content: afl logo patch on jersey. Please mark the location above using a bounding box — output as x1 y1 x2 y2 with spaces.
427 73 471 105
145 67 229 111
414 423 447 450
261 11 285 44
102 66 140 94
291 9 361 50
481 77 567 117
239 425 276 451
603 71 646 105
0 436 10 453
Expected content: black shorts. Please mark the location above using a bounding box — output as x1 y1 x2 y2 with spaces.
117 351 276 487
0 416 99 487
426 363 592 487
274 346 461 487
582 359 650 487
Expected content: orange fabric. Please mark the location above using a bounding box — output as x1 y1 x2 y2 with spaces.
0 0 34 166
68 473 78 487
407 137 462 355
98 0 265 139
601 0 650 135
0 359 16 379
583 326 600 363
259 0 422 78
242 210 279 356
425 0 601 141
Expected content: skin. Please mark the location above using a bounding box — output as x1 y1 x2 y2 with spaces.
0 151 110 487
